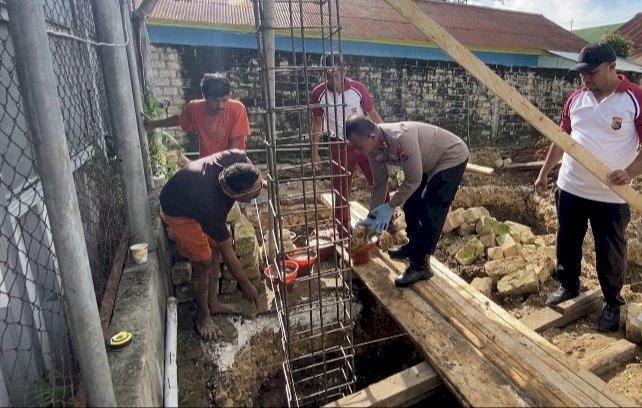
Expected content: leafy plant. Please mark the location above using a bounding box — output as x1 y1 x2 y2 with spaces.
28 369 73 407
143 91 182 177
598 32 634 58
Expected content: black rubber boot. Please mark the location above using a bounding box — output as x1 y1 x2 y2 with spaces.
394 263 433 288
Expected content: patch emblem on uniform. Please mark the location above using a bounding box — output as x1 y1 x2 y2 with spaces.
611 116 623 130
396 142 409 162
351 107 358 115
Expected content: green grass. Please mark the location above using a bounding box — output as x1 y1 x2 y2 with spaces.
573 23 623 42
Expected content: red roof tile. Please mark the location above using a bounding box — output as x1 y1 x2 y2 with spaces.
141 0 586 52
617 13 642 58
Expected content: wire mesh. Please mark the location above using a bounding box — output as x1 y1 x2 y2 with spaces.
252 0 355 406
0 0 125 406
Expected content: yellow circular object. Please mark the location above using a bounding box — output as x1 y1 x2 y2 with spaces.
109 331 133 349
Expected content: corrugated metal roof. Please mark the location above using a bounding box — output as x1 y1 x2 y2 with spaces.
141 0 587 52
617 13 642 58
548 50 642 73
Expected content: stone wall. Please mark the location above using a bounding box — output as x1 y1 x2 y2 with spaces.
149 44 634 153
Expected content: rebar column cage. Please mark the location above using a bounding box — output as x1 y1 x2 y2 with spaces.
252 0 355 405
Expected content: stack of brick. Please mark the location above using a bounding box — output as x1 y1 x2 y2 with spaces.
223 213 261 294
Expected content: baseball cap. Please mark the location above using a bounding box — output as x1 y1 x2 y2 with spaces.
572 43 616 73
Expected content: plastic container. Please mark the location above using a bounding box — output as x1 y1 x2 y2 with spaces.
263 260 299 292
351 241 376 265
130 243 149 264
286 248 318 277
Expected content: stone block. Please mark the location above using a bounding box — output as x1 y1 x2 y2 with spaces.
166 61 181 70
526 258 555 285
487 246 504 260
497 268 539 297
471 277 493 298
150 59 165 68
625 303 642 344
457 223 476 236
446 237 465 257
454 237 484 266
484 256 525 281
442 207 466 233
463 207 490 224
175 284 195 303
227 202 243 223
521 245 556 281
498 233 519 258
479 232 496 248
239 252 260 280
505 221 536 244
475 216 494 235
627 239 642 266
171 261 191 286
234 216 259 257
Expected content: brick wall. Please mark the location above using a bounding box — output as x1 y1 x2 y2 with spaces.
148 44 629 153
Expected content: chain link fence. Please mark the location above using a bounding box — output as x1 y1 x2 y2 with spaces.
0 0 125 405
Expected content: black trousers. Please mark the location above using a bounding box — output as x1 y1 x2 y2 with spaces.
402 160 467 267
555 188 630 307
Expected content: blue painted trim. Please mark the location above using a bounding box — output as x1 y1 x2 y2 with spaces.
148 24 539 67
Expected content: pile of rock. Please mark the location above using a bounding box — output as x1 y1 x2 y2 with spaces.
439 206 556 299
171 202 262 303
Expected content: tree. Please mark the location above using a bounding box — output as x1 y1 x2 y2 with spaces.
599 32 634 58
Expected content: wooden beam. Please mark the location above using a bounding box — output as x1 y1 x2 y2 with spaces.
381 0 642 213
99 231 129 339
378 253 617 406
551 288 603 314
466 162 494 175
579 339 640 377
352 257 531 406
324 362 441 408
501 160 561 172
520 297 602 333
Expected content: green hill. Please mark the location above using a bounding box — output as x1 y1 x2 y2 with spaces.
573 23 623 42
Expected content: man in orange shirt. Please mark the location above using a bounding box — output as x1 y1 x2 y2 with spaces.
144 73 250 157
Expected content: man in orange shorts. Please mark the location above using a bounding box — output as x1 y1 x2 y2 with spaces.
160 149 262 340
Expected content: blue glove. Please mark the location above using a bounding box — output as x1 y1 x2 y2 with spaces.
357 217 377 230
371 203 394 234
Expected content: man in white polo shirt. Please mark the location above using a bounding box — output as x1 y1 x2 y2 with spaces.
536 43 642 332
310 52 384 237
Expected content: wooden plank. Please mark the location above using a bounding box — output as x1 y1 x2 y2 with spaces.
381 0 642 213
99 231 128 339
521 298 602 332
552 288 603 314
425 257 635 407
466 162 494 175
324 362 441 408
379 254 593 407
352 257 531 406
501 160 561 172
579 339 640 377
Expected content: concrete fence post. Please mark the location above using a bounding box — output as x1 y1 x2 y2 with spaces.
6 0 117 405
92 0 155 247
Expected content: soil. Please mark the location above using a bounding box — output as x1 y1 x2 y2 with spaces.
177 144 642 407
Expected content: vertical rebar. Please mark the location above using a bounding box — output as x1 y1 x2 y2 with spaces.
6 0 117 405
92 0 155 247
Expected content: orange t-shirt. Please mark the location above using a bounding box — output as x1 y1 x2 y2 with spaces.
178 99 250 157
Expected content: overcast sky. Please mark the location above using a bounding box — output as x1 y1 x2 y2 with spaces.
467 0 642 30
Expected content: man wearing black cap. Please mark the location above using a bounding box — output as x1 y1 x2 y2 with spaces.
536 43 642 332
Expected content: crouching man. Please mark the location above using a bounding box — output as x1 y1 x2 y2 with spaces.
160 149 261 340
346 116 469 287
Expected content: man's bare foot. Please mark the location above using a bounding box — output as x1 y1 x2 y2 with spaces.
209 301 242 315
195 315 220 341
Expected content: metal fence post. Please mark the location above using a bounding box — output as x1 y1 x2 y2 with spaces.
121 0 154 191
92 0 155 247
5 1 117 406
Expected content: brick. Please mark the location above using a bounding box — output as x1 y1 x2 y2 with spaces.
151 59 166 68
626 303 642 344
497 268 539 297
471 277 493 298
456 223 476 236
170 78 184 87
505 221 536 244
166 61 181 70
463 207 490 224
484 256 525 281
479 232 496 248
498 233 519 258
442 207 466 233
454 237 484 266
487 246 504 260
